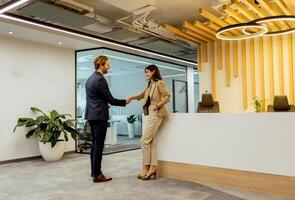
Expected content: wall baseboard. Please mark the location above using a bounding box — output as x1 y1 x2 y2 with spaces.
158 160 295 198
0 151 75 165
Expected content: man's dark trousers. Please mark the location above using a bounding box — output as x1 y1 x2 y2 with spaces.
89 120 108 177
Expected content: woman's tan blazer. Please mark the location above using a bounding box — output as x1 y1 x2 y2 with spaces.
132 80 170 117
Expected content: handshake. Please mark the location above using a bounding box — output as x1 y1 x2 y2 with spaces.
126 97 134 105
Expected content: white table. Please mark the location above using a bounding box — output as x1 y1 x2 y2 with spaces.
105 119 120 145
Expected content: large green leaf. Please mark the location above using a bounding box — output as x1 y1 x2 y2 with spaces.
50 130 61 142
51 140 57 148
64 126 78 140
63 131 68 141
25 120 37 127
31 107 46 116
63 119 75 127
25 128 37 139
60 114 72 119
13 118 34 132
42 132 52 143
39 123 48 131
71 132 78 141
50 110 60 120
58 124 64 132
36 116 47 124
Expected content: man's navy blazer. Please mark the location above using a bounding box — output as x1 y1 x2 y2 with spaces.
84 71 126 121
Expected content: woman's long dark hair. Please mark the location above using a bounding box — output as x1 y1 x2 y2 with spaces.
145 65 162 86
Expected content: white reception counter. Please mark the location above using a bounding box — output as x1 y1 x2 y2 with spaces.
153 113 295 197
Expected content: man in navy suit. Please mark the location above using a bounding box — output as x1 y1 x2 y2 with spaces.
85 55 131 183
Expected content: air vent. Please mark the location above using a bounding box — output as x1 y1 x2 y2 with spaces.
211 0 231 15
100 0 154 12
17 1 95 28
0 0 12 6
140 40 186 55
102 28 142 42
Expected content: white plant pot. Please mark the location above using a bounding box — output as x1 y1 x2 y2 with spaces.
39 141 65 161
127 123 135 138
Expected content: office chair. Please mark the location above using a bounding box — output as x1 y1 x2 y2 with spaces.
197 93 220 113
267 95 295 112
78 121 92 152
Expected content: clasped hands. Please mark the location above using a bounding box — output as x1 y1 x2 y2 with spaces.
126 97 133 105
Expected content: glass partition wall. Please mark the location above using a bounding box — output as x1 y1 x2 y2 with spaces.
76 48 196 154
194 68 200 112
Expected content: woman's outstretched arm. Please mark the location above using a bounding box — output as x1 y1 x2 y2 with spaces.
130 88 146 101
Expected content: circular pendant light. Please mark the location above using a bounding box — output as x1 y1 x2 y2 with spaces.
216 23 268 41
249 15 295 36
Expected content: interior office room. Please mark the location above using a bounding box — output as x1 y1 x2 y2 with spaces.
0 0 294 199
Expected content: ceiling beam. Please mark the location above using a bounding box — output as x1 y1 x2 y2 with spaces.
223 5 248 23
184 30 213 43
183 21 217 41
165 24 204 44
199 8 240 35
224 15 239 24
206 21 221 31
231 0 256 20
256 0 290 29
273 0 292 15
194 20 217 35
239 0 280 31
282 0 295 14
270 1 292 27
223 15 245 34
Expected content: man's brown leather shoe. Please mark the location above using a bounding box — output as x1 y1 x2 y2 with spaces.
93 175 112 183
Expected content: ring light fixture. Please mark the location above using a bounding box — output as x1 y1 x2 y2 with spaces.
216 23 268 41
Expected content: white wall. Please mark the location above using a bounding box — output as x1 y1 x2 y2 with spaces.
0 36 75 162
156 113 295 177
199 34 295 112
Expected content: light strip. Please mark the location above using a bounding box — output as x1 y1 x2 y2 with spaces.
257 16 295 23
0 0 29 14
253 27 295 37
254 15 295 36
0 13 197 66
104 54 186 72
216 23 268 41
163 74 186 78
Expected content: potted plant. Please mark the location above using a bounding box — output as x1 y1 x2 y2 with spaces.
127 114 137 138
252 97 262 112
252 97 268 112
137 114 142 123
13 107 78 161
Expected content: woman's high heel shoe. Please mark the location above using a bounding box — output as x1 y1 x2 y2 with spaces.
141 170 157 181
137 171 147 179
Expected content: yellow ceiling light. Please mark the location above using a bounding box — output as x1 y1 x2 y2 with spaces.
216 23 268 41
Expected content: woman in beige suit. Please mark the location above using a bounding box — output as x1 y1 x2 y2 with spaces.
130 65 170 181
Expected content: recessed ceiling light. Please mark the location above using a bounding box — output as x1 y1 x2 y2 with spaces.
58 42 62 45
8 31 13 34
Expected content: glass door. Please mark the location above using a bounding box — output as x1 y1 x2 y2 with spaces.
172 80 188 113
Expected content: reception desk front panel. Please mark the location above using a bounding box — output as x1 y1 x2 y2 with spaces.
156 113 295 177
